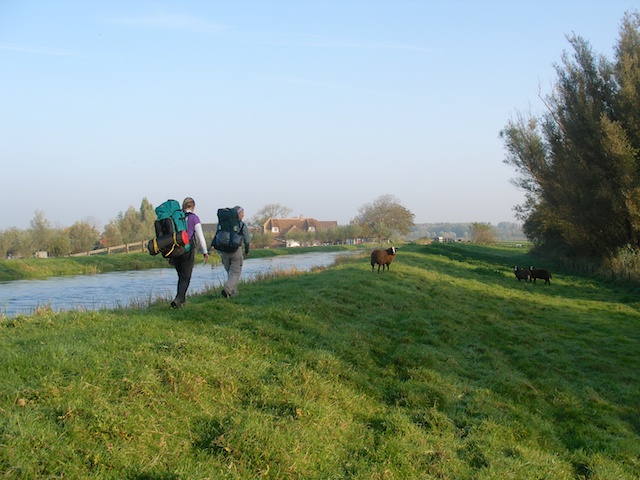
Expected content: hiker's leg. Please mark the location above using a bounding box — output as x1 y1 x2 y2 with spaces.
221 252 232 274
224 249 244 296
175 249 195 304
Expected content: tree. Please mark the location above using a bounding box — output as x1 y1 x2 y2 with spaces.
49 228 71 257
0 230 9 258
0 228 23 258
469 223 497 244
250 231 274 249
248 203 293 231
285 227 307 246
139 197 156 239
120 206 144 243
11 228 35 258
102 202 151 246
30 210 52 252
352 194 415 241
343 223 363 243
69 218 100 253
501 12 640 258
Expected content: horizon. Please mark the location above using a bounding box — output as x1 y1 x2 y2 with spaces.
6 205 524 233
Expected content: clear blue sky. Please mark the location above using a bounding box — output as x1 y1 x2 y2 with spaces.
1 1 637 230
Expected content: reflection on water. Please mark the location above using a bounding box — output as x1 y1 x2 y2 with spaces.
0 251 350 318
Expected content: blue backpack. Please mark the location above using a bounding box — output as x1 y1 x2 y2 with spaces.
147 199 191 257
211 208 244 252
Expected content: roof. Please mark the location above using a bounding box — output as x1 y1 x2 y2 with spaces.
264 217 338 235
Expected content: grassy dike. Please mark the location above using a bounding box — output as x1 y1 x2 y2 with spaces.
1 243 638 479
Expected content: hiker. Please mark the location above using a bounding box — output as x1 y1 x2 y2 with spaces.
219 206 250 298
171 197 209 308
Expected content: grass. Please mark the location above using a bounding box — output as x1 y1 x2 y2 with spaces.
0 243 638 479
0 252 168 281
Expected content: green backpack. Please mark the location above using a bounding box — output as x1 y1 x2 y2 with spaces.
147 199 191 258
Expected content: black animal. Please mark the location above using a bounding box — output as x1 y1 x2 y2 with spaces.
528 266 552 285
513 266 529 282
370 247 397 273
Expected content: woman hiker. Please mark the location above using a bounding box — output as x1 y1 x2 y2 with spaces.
171 197 209 308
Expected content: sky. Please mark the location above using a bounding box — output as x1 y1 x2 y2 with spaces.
1 1 638 230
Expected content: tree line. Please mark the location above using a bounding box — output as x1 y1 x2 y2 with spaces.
406 222 525 242
501 11 640 266
0 199 158 259
0 194 417 258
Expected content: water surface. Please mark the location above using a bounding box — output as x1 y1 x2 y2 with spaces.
0 251 348 317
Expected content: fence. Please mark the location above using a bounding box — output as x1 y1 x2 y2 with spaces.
70 241 147 257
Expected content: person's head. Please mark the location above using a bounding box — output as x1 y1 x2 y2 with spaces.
235 206 244 220
182 197 196 211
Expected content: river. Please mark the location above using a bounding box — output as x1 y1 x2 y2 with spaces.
0 251 350 318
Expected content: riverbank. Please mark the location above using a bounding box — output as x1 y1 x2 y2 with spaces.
1 250 362 318
0 245 361 282
1 243 638 478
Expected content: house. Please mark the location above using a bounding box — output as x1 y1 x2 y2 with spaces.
263 216 338 247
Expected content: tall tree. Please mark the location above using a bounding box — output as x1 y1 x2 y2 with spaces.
139 197 156 239
102 200 156 246
30 210 52 252
69 218 100 253
118 206 143 244
0 228 24 258
13 229 34 259
49 228 71 257
101 221 122 247
352 194 415 241
501 12 640 257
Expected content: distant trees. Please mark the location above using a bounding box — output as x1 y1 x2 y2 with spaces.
248 203 369 246
30 210 52 253
249 231 274 249
69 219 101 253
0 211 95 258
0 199 153 257
247 203 293 231
469 223 497 244
29 210 71 256
501 11 640 259
0 228 32 259
102 198 156 247
407 223 468 241
352 194 415 242
405 222 524 242
1 192 527 258
242 203 293 247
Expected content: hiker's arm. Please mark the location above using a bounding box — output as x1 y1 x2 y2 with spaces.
242 222 250 255
194 223 208 255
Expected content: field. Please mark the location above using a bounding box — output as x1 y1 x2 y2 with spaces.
1 243 638 479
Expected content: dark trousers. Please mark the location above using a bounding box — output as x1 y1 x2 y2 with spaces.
173 246 195 304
